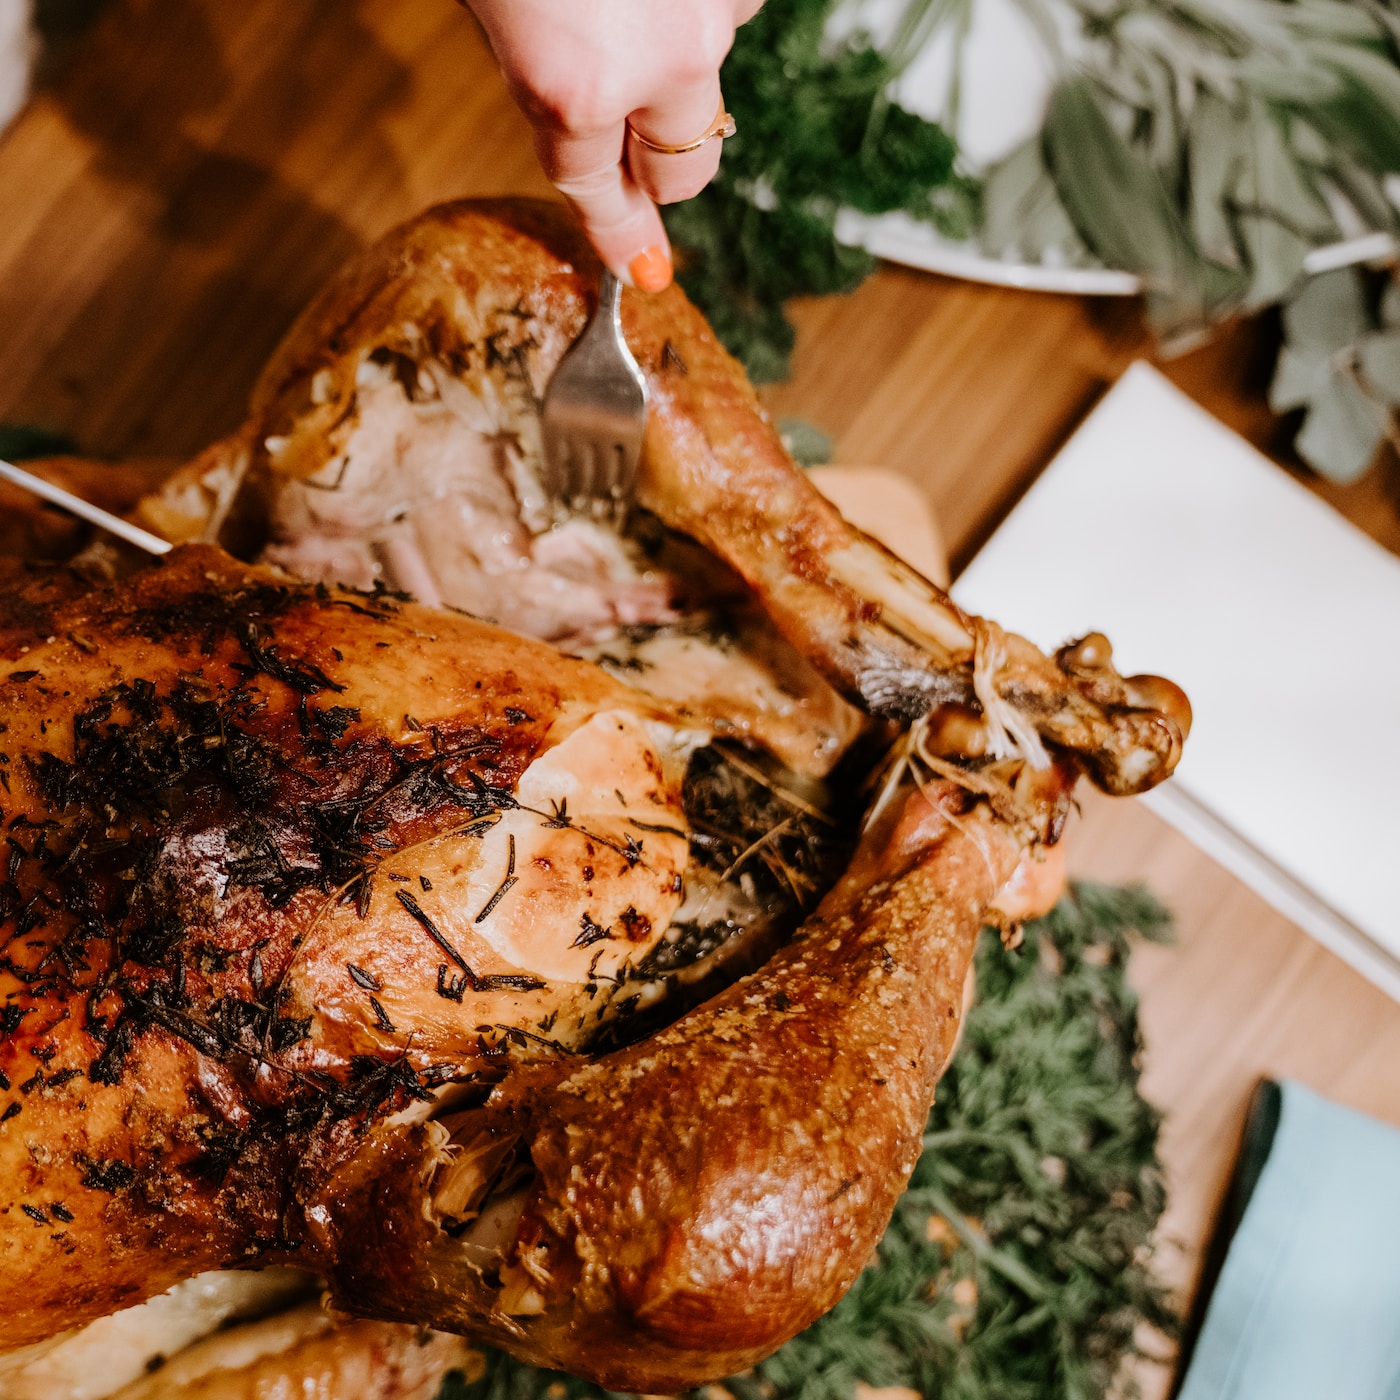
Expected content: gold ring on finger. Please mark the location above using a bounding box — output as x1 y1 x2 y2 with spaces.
628 98 737 156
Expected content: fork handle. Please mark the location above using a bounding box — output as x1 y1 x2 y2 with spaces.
598 268 622 322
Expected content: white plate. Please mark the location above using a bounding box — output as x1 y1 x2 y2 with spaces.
833 208 1141 296
831 0 1399 296
835 208 1399 298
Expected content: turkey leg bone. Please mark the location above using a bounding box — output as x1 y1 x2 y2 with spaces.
141 199 1188 797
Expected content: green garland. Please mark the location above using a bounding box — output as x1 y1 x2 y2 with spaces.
439 882 1177 1400
662 0 973 381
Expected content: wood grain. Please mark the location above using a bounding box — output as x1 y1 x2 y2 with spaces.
1 0 1397 1389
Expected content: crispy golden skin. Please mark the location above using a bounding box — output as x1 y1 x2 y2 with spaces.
0 546 686 1346
1 201 1186 1389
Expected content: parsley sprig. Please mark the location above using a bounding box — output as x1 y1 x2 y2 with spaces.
664 0 973 380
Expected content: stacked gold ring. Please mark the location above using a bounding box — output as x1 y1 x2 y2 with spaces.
628 99 737 155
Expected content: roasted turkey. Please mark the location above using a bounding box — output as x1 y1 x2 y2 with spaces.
0 201 1188 1393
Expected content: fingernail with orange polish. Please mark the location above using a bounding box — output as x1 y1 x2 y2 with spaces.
629 246 672 293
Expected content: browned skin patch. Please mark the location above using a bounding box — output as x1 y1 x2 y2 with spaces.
0 545 660 1348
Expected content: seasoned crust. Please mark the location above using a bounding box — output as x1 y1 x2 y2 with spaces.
0 545 681 1349
1 200 1187 1386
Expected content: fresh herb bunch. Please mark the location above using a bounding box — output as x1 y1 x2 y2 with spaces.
663 0 973 380
976 0 1400 345
1271 263 1400 479
946 0 1400 478
439 882 1176 1400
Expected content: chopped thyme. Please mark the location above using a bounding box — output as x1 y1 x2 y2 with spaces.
239 621 344 695
493 1024 574 1056
573 914 611 949
436 966 469 1002
369 997 396 1033
627 818 686 838
347 963 382 992
79 1157 135 1192
314 704 359 740
475 835 518 924
476 973 547 992
396 889 475 982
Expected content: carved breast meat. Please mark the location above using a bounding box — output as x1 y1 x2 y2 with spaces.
0 201 1188 1393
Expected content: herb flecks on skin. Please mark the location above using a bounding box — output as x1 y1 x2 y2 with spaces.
573 914 611 950
397 889 475 984
634 742 849 987
474 834 518 923
0 572 539 1156
347 963 381 992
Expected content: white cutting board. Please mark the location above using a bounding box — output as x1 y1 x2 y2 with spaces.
955 362 1400 1001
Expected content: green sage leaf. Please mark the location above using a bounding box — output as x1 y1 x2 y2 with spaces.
1044 76 1243 336
1280 266 1370 354
1357 327 1400 400
980 136 1087 263
1235 99 1336 310
1293 369 1384 481
1307 39 1400 171
1189 91 1245 269
1269 344 1329 413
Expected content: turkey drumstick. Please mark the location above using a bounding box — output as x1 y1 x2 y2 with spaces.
318 767 1070 1390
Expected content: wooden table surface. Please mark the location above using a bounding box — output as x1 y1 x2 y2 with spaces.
4 1 1400 1392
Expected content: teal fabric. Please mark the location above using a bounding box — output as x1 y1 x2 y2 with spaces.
1178 1081 1400 1400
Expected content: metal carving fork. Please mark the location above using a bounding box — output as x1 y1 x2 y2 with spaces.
541 269 648 516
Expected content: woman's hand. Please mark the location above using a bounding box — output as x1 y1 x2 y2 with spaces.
461 0 762 291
